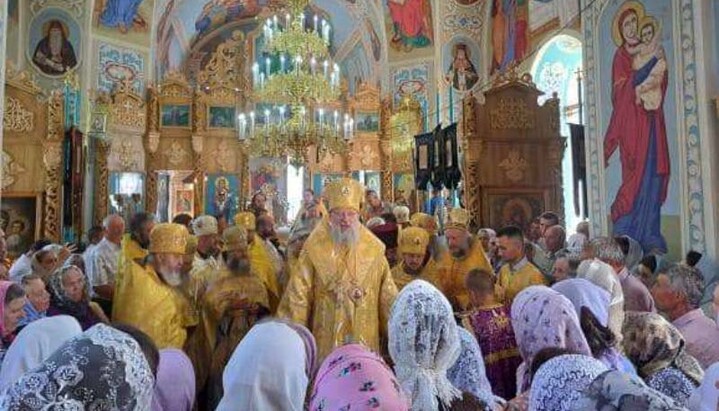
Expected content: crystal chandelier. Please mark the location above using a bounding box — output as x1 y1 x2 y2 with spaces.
238 0 354 166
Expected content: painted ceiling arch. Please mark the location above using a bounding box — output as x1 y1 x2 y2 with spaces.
152 0 389 89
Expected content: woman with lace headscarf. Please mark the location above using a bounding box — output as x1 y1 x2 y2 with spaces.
553 278 636 374
310 343 411 410
529 354 609 411
47 265 107 329
389 279 487 411
623 311 704 407
0 323 156 410
216 319 317 411
448 327 505 409
0 315 82 391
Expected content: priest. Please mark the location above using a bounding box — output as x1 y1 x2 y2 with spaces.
278 178 398 360
234 212 281 311
391 226 439 290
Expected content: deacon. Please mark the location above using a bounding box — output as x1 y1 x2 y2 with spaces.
496 225 547 304
391 226 439 290
113 223 195 349
278 178 398 360
114 212 154 310
234 212 280 310
436 208 493 311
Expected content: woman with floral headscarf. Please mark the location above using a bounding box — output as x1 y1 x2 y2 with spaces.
577 369 687 410
310 343 410 410
390 280 489 411
529 354 609 411
47 265 107 329
0 323 156 410
623 311 703 407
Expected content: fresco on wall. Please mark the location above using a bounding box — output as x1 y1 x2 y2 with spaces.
600 0 677 254
28 8 81 77
98 42 145 93
490 0 529 74
391 62 430 110
94 0 155 47
384 0 433 60
6 0 19 63
365 18 382 62
443 37 480 92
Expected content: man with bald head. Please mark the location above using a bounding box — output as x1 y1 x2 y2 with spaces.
533 224 567 278
85 214 125 314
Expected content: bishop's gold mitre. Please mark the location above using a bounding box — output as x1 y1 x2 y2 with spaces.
398 226 430 255
234 212 256 230
223 226 248 252
325 178 364 212
149 223 189 255
410 212 438 235
445 208 470 231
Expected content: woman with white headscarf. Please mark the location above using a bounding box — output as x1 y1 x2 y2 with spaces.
448 327 505 409
577 258 626 343
0 323 156 410
216 318 317 411
0 315 82 391
529 354 609 411
389 279 464 411
689 362 719 411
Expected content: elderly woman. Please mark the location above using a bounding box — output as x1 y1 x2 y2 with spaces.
47 265 107 329
623 311 704 407
576 369 686 410
152 348 196 411
529 354 609 411
577 258 626 343
389 280 492 411
0 323 156 410
0 281 26 356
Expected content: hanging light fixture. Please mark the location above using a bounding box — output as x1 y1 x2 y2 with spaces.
238 0 353 166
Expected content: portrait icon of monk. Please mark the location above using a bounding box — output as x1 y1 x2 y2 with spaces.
32 19 78 76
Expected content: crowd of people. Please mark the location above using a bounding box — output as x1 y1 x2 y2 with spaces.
0 177 717 410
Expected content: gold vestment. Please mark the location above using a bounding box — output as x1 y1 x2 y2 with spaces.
436 238 493 310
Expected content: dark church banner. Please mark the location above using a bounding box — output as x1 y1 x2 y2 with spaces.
442 123 461 189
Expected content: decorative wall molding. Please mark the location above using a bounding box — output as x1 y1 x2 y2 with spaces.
3 97 35 132
498 150 528 182
164 141 188 166
1 151 26 189
31 0 84 17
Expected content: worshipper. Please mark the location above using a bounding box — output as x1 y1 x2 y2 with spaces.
577 258 626 344
84 214 124 316
28 244 62 281
172 212 193 228
8 239 51 282
436 208 493 310
371 221 400 267
392 226 439 290
16 274 49 329
448 327 505 408
477 228 500 269
511 285 592 394
191 215 222 274
552 249 580 282
216 319 317 411
638 254 660 289
286 224 312 272
394 205 411 229
47 265 107 329
366 216 386 229
411 212 447 261
0 229 10 280
363 189 392 221
200 226 271 410
461 268 522 400
616 234 645 271
114 212 155 309
688 362 719 411
152 348 196 411
529 354 609 411
623 311 704 407
576 369 689 410
553 278 636 374
538 211 559 239
388 280 471 411
310 343 411 411
0 315 82 391
0 323 156 410
0 281 26 356
85 224 105 251
532 225 566 277
113 223 196 349
495 226 546 304
289 189 325 239
567 222 589 254
593 236 656 312
278 178 397 361
256 213 286 291
235 211 281 310
651 264 719 369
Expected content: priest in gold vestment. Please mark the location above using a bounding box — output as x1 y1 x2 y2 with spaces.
436 208 493 311
410 212 447 261
234 212 281 311
496 225 547 304
113 212 154 316
392 226 439 290
199 226 270 410
278 178 398 361
113 223 195 349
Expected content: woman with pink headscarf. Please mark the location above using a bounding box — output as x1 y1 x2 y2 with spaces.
152 349 196 411
310 343 410 411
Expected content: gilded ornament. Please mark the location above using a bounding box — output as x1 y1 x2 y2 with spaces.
191 134 204 154
213 140 233 172
117 140 138 170
490 98 534 129
498 150 529 182
3 97 34 132
147 132 160 153
165 142 189 166
1 151 26 189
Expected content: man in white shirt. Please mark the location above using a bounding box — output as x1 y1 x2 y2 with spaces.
85 214 125 315
9 239 52 282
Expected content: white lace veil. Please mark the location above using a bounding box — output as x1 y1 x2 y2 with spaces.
448 327 501 409
0 323 155 410
389 280 462 411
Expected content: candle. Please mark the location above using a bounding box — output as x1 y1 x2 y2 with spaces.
334 110 339 131
323 60 329 78
314 15 318 32
250 111 255 138
273 15 278 28
318 108 324 126
310 57 316 75
280 54 286 73
285 13 290 27
252 63 259 86
265 57 271 77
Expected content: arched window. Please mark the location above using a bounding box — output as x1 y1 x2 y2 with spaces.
530 34 583 233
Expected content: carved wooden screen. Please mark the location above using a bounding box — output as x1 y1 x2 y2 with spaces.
383 96 422 212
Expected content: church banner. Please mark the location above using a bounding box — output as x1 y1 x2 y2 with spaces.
442 123 461 189
413 128 434 190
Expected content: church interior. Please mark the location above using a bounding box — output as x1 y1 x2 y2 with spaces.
0 0 719 408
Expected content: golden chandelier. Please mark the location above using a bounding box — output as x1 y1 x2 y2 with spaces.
239 0 353 166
